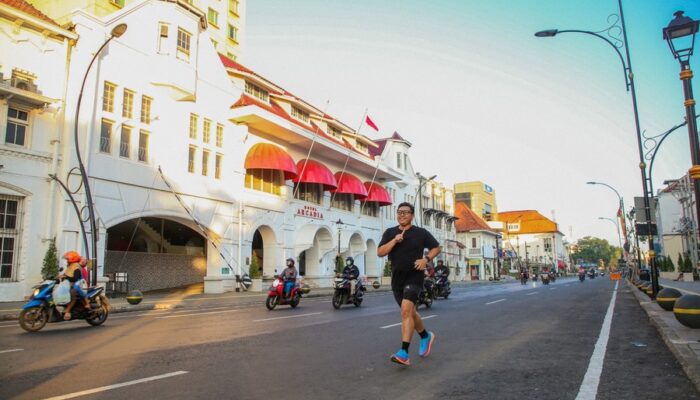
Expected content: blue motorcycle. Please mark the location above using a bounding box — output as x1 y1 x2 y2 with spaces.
19 279 110 332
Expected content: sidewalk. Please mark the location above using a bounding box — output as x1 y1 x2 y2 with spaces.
1 278 511 321
629 278 700 392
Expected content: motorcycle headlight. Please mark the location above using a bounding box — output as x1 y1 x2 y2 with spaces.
32 288 40 298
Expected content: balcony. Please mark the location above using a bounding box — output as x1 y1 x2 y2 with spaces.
468 248 482 257
0 74 57 109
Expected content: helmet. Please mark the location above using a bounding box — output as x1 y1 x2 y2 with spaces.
345 256 354 265
63 251 81 264
286 258 295 267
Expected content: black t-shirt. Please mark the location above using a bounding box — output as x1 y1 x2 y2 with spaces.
379 225 439 290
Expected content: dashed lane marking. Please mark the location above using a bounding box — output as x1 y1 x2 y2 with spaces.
486 299 506 305
526 292 538 296
253 312 323 322
0 348 23 354
380 315 437 329
156 309 239 319
41 371 189 400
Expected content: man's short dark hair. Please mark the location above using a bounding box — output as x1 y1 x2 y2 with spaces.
397 202 414 214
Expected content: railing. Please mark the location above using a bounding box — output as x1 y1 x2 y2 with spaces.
119 142 130 158
99 136 111 153
468 248 482 256
138 146 148 162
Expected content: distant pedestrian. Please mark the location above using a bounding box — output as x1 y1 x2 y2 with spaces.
378 202 440 366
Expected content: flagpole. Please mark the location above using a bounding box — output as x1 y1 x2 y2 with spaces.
331 108 368 206
293 100 330 199
360 152 384 215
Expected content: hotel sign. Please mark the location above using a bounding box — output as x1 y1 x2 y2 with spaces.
296 205 324 219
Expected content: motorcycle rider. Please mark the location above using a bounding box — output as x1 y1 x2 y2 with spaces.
435 260 449 279
342 256 360 297
280 258 298 299
60 251 91 320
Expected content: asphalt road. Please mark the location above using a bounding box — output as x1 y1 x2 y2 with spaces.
0 277 697 400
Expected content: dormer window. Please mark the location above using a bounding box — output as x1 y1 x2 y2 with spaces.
291 106 309 123
327 125 342 139
245 81 269 102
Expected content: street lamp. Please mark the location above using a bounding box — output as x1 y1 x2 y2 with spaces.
587 181 628 250
414 173 437 227
535 0 659 296
335 219 344 271
663 10 700 278
75 23 128 285
599 217 623 250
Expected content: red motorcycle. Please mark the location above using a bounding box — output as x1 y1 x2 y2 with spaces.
266 277 301 310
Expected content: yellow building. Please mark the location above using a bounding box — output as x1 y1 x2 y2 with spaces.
31 0 245 60
454 181 498 221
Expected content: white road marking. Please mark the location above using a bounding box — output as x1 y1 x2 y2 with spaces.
380 315 437 329
253 312 323 322
0 348 23 354
575 281 619 400
486 299 506 305
156 309 239 319
526 292 538 296
550 287 558 290
41 371 189 400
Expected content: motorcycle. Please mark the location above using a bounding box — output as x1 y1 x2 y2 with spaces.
332 274 365 309
532 274 538 282
540 274 550 285
19 279 109 332
520 273 528 285
579 273 586 282
418 278 435 308
432 274 451 299
548 272 556 283
266 277 301 310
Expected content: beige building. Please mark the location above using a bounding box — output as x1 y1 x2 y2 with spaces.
31 0 245 61
454 181 497 221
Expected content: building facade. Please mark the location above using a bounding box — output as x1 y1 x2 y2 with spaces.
454 181 497 221
455 202 499 280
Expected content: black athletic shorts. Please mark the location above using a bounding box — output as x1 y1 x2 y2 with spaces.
393 283 422 305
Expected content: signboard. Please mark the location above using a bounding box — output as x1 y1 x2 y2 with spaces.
633 197 656 223
468 259 481 266
635 223 658 236
296 205 324 219
610 272 621 281
484 183 494 194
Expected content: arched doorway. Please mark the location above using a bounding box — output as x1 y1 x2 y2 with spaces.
348 232 367 275
251 225 278 277
105 216 207 292
364 239 378 277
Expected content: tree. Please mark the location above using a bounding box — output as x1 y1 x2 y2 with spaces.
572 236 617 266
248 255 261 279
678 253 685 273
383 260 392 277
667 256 675 272
335 256 344 274
682 253 693 273
42 239 59 279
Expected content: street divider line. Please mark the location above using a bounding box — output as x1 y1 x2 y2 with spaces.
526 292 538 296
156 309 239 319
486 299 506 305
575 281 619 400
380 315 437 329
550 288 558 290
253 312 323 322
0 348 23 354
41 371 189 400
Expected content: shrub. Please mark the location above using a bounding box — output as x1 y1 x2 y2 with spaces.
667 256 675 272
683 253 694 273
678 253 686 273
383 260 392 277
41 239 59 279
248 255 261 279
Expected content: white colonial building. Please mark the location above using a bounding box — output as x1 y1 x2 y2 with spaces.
455 202 499 280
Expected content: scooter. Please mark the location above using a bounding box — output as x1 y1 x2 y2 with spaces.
19 279 109 332
540 274 550 285
332 273 365 309
418 278 435 308
266 277 301 310
579 273 586 282
432 274 451 299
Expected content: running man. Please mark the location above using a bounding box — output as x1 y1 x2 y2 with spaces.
378 202 441 366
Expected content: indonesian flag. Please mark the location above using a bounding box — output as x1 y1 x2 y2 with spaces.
365 115 379 131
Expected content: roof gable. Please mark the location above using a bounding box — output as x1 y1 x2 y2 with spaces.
1 0 60 26
455 202 495 233
497 210 559 234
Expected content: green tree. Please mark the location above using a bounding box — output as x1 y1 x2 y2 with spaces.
682 253 693 273
678 253 685 273
383 260 392 277
335 256 344 274
41 239 59 279
248 255 261 279
667 256 675 272
572 236 617 266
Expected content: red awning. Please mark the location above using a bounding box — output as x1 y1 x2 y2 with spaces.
363 182 392 206
331 172 368 199
293 159 337 190
244 143 297 180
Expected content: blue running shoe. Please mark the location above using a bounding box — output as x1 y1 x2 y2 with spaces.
390 349 410 366
419 331 435 357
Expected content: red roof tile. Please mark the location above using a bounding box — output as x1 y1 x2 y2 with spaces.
455 202 495 233
1 0 60 26
497 210 559 234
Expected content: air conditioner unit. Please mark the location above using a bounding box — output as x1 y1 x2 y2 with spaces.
160 24 169 38
10 77 38 93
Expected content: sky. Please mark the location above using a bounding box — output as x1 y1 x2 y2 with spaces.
243 0 700 246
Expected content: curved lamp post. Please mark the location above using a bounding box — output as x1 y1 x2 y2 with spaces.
414 173 437 227
599 217 623 250
663 10 700 277
74 23 127 285
587 181 627 249
535 0 659 296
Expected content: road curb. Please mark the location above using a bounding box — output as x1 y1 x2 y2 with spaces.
628 280 700 393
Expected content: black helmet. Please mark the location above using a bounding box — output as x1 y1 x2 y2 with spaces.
286 258 295 267
345 256 354 265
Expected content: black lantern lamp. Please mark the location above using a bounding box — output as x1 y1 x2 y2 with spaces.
663 11 699 62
